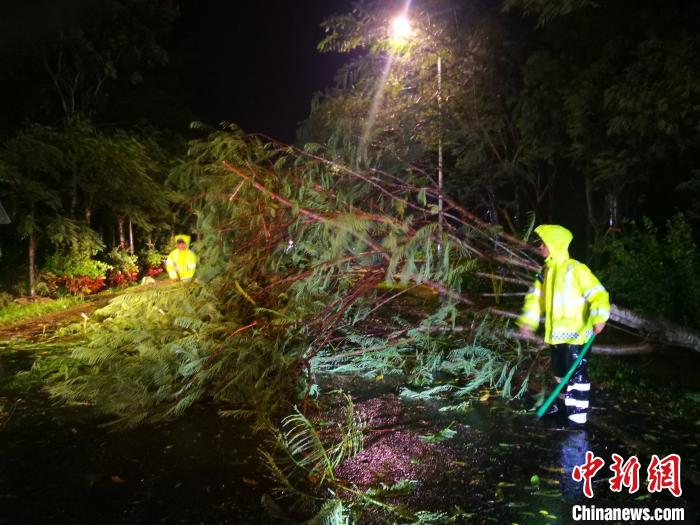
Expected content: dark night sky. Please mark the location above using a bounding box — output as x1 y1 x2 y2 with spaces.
0 0 353 142
177 0 352 142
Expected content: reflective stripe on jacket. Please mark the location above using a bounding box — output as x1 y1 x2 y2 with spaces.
517 225 610 345
166 234 197 281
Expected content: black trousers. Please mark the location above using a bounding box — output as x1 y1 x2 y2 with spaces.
551 344 590 424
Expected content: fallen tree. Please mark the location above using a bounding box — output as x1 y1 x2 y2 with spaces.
34 129 700 429
608 305 700 352
231 136 700 354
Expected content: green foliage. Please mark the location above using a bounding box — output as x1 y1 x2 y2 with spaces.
306 0 543 225
45 217 103 252
40 220 111 294
34 285 210 427
106 249 139 276
262 394 365 498
419 423 457 443
0 118 182 295
0 0 183 295
34 128 531 432
0 0 179 123
42 231 111 280
306 2 452 173
262 393 436 523
503 0 597 27
308 0 700 244
42 251 111 280
142 248 166 269
0 292 13 310
0 124 64 238
595 214 700 327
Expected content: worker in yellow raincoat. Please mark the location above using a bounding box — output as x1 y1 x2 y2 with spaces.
166 234 197 282
518 225 610 426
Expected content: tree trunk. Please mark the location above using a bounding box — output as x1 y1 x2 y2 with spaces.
28 233 36 297
487 190 499 225
70 172 78 217
584 174 599 255
117 217 126 250
84 207 92 225
606 189 621 236
512 180 521 230
411 326 656 355
128 217 134 255
481 289 700 352
609 305 700 353
488 304 700 353
547 168 555 223
590 342 654 355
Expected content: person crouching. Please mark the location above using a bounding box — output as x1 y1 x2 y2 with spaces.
166 234 197 283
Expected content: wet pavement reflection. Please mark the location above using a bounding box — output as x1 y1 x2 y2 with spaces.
1 349 698 524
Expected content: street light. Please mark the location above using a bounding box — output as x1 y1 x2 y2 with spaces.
390 14 413 41
389 14 443 243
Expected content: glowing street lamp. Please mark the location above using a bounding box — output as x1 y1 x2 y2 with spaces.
390 14 413 41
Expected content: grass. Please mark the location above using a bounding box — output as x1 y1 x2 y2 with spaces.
0 296 84 325
0 277 171 328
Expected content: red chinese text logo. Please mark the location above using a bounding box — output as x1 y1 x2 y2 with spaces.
572 452 682 498
572 451 606 498
647 454 682 497
609 453 641 494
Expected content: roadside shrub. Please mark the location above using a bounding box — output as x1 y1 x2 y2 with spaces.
595 214 700 328
141 248 165 277
43 251 111 280
34 281 53 297
42 246 111 295
106 249 139 287
43 274 107 295
0 291 13 309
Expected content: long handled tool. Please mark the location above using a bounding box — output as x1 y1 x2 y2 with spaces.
536 334 596 418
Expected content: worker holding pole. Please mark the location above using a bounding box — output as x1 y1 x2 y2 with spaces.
517 225 611 426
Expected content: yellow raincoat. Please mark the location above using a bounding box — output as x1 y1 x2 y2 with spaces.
166 234 197 281
517 225 610 345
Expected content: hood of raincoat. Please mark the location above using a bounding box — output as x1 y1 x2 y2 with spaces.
535 224 572 265
174 234 191 249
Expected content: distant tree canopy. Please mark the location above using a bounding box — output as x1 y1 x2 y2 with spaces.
0 119 180 294
0 0 188 294
301 0 700 250
0 0 190 132
1 0 699 305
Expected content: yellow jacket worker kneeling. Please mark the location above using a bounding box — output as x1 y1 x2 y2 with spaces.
166 234 197 282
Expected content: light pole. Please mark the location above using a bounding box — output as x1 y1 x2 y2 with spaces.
437 55 443 239
391 14 444 238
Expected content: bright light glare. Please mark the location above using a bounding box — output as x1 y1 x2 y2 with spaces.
390 14 412 41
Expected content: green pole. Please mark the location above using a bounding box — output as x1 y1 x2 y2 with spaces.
536 334 596 418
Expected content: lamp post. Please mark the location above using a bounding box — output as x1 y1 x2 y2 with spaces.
391 14 443 239
437 54 443 239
